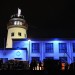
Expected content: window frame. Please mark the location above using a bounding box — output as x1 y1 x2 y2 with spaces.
11 32 14 36
18 32 21 36
59 43 67 53
45 43 53 53
32 43 40 53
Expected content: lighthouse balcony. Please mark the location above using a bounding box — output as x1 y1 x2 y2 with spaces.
7 25 28 29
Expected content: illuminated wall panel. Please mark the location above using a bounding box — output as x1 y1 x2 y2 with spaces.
0 39 75 64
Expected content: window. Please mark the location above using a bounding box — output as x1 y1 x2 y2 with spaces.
45 43 53 53
19 22 22 25
18 32 21 36
59 57 67 62
72 43 75 52
45 57 54 60
14 21 16 25
32 57 40 62
32 43 40 53
11 32 14 36
59 43 67 53
14 21 22 25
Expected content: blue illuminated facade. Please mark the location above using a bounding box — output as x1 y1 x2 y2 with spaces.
0 48 28 62
1 38 75 64
12 38 75 64
1 9 75 65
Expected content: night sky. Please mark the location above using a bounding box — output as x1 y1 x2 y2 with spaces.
0 0 75 48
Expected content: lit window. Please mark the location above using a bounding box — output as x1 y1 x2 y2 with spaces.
18 32 21 36
32 43 40 53
14 21 17 25
72 43 75 52
11 32 14 36
59 43 67 53
17 21 19 25
20 22 22 25
45 43 53 53
14 21 22 25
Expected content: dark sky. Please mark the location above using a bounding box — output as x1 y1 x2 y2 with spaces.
0 0 75 47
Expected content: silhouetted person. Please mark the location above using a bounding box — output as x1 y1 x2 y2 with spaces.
69 62 75 71
65 62 68 71
39 60 41 70
32 59 37 70
43 59 53 71
30 61 33 70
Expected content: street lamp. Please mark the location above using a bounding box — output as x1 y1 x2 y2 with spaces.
28 39 31 63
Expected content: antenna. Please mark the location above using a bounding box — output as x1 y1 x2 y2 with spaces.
18 8 21 17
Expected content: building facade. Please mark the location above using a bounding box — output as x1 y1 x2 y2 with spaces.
1 38 75 64
0 9 75 64
12 38 75 64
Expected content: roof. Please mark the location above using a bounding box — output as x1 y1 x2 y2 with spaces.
12 38 75 41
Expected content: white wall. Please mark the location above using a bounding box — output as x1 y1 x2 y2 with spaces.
6 27 27 48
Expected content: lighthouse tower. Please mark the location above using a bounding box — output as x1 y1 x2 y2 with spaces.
6 8 28 48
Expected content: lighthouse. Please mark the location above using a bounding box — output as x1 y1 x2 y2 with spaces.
6 8 28 48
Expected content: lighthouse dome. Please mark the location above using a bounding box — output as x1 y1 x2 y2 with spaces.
7 8 28 29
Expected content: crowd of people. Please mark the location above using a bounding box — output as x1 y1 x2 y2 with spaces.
0 58 75 71
0 59 29 70
30 59 43 70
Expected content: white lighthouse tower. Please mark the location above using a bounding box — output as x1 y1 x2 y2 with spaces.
6 8 28 48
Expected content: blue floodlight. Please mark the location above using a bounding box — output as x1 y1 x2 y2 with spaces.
28 39 31 42
53 38 60 43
